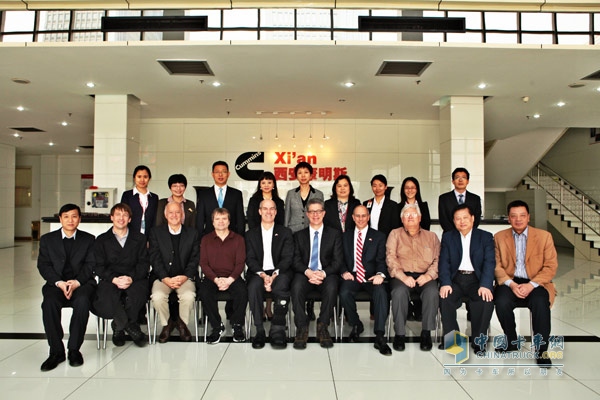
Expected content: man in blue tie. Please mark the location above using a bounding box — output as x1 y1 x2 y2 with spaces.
291 198 343 349
438 167 482 233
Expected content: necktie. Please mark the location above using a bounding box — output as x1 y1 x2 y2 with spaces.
217 187 224 208
310 231 319 271
355 231 365 283
458 194 464 204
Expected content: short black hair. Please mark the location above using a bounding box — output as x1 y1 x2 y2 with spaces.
452 167 470 180
212 161 229 171
370 174 387 186
168 174 187 188
59 203 81 217
507 200 529 215
132 165 152 179
294 161 313 176
453 203 473 217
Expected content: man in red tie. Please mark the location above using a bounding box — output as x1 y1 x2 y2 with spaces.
339 205 391 355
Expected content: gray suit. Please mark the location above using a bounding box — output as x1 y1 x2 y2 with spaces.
284 186 324 233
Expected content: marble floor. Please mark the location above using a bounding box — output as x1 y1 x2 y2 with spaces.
0 242 599 400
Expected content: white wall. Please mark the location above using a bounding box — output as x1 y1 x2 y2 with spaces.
139 118 442 216
0 144 16 247
15 155 41 238
542 128 600 202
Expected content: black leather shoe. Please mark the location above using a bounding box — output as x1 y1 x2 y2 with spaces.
270 330 287 350
438 342 445 350
393 335 405 351
420 331 432 351
294 327 308 350
112 321 126 347
348 322 364 342
67 350 84 367
40 353 66 371
252 330 266 349
374 335 392 356
125 322 148 347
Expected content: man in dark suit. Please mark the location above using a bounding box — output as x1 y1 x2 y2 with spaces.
291 198 343 349
438 204 495 351
150 202 199 343
438 167 482 233
245 199 294 349
93 203 149 348
38 204 96 371
196 160 245 238
339 205 391 356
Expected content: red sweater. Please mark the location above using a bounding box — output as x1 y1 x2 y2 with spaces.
200 230 246 281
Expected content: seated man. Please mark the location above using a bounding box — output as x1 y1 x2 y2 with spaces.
38 204 96 371
291 198 343 349
198 208 247 344
494 200 558 367
386 203 440 352
339 205 391 356
149 202 199 343
438 204 495 351
245 199 294 349
93 203 149 347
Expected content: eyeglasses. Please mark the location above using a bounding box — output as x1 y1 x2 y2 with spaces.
403 213 418 218
307 210 325 215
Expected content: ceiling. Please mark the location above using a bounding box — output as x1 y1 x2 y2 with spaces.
1 39 600 156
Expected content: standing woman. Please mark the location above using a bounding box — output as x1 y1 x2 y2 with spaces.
363 174 400 237
284 162 324 233
324 174 361 233
121 165 159 236
399 176 431 231
247 171 285 230
156 173 196 228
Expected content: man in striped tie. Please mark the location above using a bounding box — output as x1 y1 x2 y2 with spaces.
340 205 391 355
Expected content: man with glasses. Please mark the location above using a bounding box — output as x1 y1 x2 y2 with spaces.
387 203 440 352
438 167 482 233
291 198 343 349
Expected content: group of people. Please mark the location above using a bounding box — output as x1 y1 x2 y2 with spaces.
38 163 558 371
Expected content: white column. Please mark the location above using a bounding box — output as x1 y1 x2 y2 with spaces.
0 144 16 247
439 96 485 213
93 95 141 195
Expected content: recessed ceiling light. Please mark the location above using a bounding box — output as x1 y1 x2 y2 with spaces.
478 83 487 89
533 114 541 119
49 142 54 146
17 106 24 111
75 148 80 153
597 87 600 92
13 133 20 138
212 81 221 87
61 121 68 126
557 101 566 107
86 82 95 88
343 82 355 88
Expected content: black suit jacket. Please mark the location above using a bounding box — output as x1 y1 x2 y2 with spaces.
363 197 400 236
246 193 285 230
438 190 482 232
292 225 343 276
149 224 200 281
94 228 150 282
38 229 96 286
323 197 361 233
245 224 294 276
342 227 387 279
438 228 495 289
196 185 245 238
121 189 159 236
155 198 196 228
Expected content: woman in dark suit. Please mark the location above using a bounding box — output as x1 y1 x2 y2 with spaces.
120 165 158 236
324 174 361 233
362 174 400 237
246 171 285 230
399 176 431 231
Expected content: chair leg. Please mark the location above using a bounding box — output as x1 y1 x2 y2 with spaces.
147 301 153 345
339 307 345 343
102 319 108 350
333 306 338 341
95 315 101 350
194 300 199 343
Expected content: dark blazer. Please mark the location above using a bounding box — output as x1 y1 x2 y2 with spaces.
155 198 196 228
149 224 200 281
438 228 495 290
323 197 361 233
342 227 387 279
196 185 245 238
399 200 431 231
245 224 294 276
37 229 96 287
246 193 285 230
94 228 150 282
121 189 159 236
438 190 482 232
292 225 343 276
362 197 400 236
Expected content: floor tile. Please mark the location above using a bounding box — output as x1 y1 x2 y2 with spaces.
203 380 337 400
68 378 210 400
335 380 471 400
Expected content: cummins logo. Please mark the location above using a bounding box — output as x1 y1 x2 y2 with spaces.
235 151 264 180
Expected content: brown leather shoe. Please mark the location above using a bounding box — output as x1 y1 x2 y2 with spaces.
158 324 171 343
177 317 192 342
